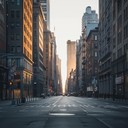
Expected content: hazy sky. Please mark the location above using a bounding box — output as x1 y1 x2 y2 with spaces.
50 0 99 87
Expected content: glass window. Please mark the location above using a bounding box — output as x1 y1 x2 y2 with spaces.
94 35 97 40
16 11 20 18
17 46 21 53
10 34 15 40
16 34 20 40
11 23 15 28
95 52 98 57
11 10 15 18
17 0 20 5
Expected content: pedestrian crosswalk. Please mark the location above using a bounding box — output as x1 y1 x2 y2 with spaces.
0 103 128 113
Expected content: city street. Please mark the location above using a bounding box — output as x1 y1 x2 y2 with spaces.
0 96 128 128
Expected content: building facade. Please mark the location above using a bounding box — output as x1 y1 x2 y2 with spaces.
76 38 83 94
99 0 113 98
56 55 62 95
0 0 6 100
33 1 46 97
67 40 76 79
86 27 99 97
44 30 57 95
6 0 33 101
112 0 128 99
40 0 50 30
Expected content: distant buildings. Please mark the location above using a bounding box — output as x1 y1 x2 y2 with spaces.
67 40 76 79
82 6 98 36
66 40 76 94
56 55 62 95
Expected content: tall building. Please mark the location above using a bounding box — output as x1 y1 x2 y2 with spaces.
99 0 113 98
51 32 57 94
33 1 46 97
86 27 99 96
0 0 6 100
56 55 62 95
82 6 99 36
111 0 128 98
6 0 33 101
44 30 56 95
67 40 76 79
40 0 50 30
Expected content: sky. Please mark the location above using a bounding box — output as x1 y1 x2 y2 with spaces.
50 0 99 88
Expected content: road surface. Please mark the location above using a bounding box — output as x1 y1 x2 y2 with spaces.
0 96 128 128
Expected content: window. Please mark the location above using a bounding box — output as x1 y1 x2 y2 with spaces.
17 46 21 53
117 48 122 58
17 0 20 5
10 34 15 40
16 11 20 18
16 34 20 40
11 10 15 18
11 23 15 28
11 46 15 52
95 52 98 57
113 53 116 61
16 23 20 27
94 35 97 40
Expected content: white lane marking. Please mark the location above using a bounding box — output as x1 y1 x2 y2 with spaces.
121 106 128 108
49 113 75 116
72 104 77 107
52 97 62 105
97 118 113 128
60 109 67 111
68 105 71 107
84 105 89 107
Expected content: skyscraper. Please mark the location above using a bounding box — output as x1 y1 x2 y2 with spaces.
40 0 50 29
6 0 33 101
33 1 46 97
0 0 6 100
67 40 76 79
82 6 99 36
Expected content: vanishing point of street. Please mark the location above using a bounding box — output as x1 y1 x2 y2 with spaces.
0 96 128 128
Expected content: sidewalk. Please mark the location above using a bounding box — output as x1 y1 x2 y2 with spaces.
95 97 128 105
0 97 41 106
0 100 12 106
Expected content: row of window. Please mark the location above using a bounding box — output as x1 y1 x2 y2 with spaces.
10 10 20 18
11 0 20 5
24 59 32 72
10 23 20 28
24 36 32 51
10 33 20 41
24 47 32 60
124 5 128 21
10 46 21 53
24 24 32 41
